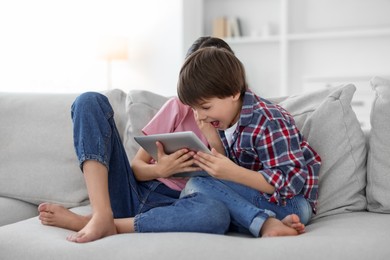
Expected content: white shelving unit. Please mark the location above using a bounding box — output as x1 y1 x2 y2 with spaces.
182 0 390 129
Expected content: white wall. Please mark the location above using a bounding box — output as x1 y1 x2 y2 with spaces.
0 0 183 96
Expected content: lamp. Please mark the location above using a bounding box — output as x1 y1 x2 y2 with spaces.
98 37 129 89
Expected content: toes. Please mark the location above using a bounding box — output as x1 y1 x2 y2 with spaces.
38 203 57 213
67 232 82 242
39 211 53 225
38 203 49 212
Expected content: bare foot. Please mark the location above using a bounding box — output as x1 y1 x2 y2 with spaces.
260 217 299 237
281 214 305 234
38 203 90 231
66 212 117 243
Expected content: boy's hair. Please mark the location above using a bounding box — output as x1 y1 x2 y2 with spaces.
178 47 247 107
185 36 234 58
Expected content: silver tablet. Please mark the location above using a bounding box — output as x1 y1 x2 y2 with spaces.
134 131 211 161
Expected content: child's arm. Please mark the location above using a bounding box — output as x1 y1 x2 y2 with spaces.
131 141 201 181
194 149 275 194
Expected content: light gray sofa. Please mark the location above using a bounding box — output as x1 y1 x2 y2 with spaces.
1 77 390 260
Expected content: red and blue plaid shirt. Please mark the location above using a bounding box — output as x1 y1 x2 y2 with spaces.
219 90 321 213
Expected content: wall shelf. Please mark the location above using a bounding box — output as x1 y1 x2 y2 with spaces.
288 27 390 41
182 0 390 100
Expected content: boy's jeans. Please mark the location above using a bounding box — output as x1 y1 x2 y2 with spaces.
182 177 313 237
71 92 230 234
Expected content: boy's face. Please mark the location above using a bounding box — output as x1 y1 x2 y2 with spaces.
192 93 241 130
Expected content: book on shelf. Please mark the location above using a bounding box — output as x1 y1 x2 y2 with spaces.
229 17 242 38
212 17 242 39
213 17 227 39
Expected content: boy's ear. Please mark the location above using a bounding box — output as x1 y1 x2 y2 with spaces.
232 92 241 101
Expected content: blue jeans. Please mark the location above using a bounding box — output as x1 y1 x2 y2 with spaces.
71 92 230 234
181 177 313 237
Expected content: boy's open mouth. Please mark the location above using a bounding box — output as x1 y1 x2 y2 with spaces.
211 121 220 128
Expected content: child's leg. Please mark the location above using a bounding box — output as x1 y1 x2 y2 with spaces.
67 160 117 243
39 193 230 235
71 93 179 218
182 177 304 237
182 177 275 237
220 179 313 226
71 92 136 218
133 192 230 234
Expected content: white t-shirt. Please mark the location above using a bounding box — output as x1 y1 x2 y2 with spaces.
224 121 238 146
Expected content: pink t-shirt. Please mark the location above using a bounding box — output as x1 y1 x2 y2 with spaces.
142 97 208 191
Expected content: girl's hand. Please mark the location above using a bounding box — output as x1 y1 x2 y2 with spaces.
155 141 201 178
193 148 238 180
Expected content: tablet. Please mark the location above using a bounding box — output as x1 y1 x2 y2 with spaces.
134 131 211 161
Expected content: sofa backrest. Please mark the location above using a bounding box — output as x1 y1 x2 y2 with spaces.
0 89 127 208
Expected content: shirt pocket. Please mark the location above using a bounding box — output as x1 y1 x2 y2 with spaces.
234 147 262 171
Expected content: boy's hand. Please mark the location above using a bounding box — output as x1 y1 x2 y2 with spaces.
194 110 218 138
194 111 225 155
193 148 238 179
155 141 201 178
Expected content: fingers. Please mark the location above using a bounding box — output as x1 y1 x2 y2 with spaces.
156 141 166 158
156 141 194 161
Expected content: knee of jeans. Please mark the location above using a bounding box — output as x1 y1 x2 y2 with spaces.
72 92 112 118
206 199 230 234
191 193 230 234
72 92 105 110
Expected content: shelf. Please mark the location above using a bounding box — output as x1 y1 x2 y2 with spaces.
223 28 390 45
288 27 390 41
224 35 280 44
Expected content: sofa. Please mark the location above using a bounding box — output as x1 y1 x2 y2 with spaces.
1 76 390 260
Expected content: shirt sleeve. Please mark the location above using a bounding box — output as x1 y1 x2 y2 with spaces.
257 119 309 204
142 97 183 135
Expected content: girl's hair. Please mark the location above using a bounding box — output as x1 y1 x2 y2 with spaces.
178 47 248 107
185 36 234 58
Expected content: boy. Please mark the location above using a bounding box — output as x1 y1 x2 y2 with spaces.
177 47 321 237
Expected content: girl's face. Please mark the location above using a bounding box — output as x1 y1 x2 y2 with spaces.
192 93 242 130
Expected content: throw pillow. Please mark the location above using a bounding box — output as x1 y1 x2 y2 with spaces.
124 90 168 161
367 76 390 213
279 84 367 220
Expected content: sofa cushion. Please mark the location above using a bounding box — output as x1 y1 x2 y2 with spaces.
124 90 169 161
0 210 389 260
279 84 367 219
0 89 127 208
0 197 38 226
367 76 390 213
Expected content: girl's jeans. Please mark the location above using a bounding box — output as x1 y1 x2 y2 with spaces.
181 177 313 237
71 92 230 234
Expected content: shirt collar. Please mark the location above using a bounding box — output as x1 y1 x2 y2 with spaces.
239 89 258 127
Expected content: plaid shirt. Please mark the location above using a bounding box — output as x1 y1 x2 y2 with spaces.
219 90 321 213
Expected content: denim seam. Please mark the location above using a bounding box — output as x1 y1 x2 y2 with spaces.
249 210 276 237
133 214 142 232
79 154 110 171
